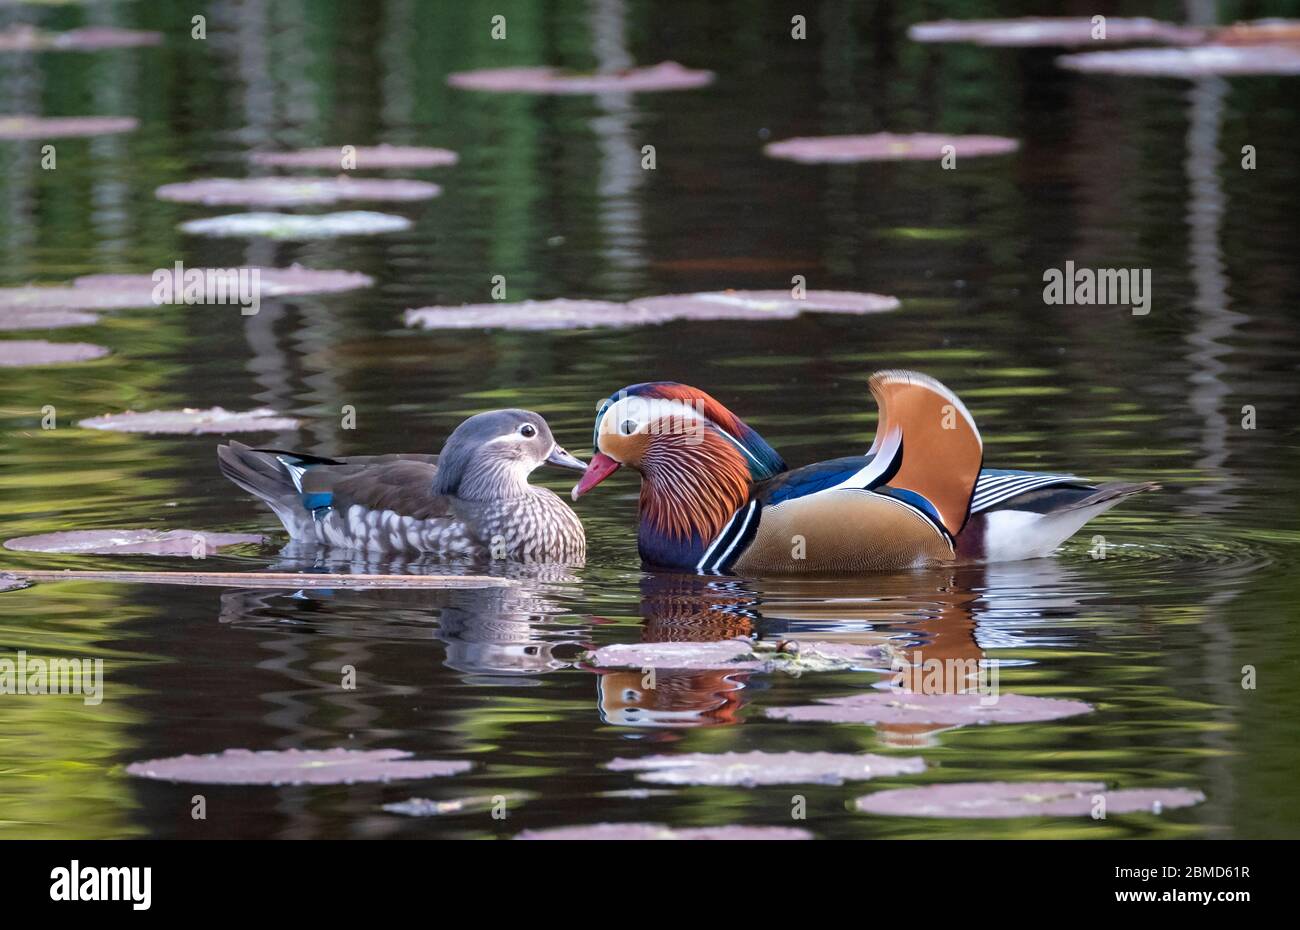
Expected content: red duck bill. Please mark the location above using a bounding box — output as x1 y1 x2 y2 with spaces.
572 452 621 500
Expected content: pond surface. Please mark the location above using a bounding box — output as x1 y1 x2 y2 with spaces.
1 1 1298 839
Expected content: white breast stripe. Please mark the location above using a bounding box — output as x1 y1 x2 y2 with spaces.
711 502 759 573
697 504 747 573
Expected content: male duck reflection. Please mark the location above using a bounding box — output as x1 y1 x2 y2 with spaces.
572 370 1156 573
218 410 587 563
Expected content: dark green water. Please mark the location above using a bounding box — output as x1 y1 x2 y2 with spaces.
1 0 1298 839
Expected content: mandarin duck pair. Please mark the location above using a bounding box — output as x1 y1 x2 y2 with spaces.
218 371 1155 573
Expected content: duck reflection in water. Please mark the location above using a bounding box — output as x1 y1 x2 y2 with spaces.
597 560 1081 742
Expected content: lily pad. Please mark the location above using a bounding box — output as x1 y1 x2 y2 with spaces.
404 299 658 332
180 211 412 239
607 751 925 786
584 637 891 674
0 574 28 592
0 308 100 331
78 406 300 434
765 691 1092 725
1058 44 1300 77
908 17 1203 47
4 529 264 556
156 176 440 207
405 290 899 332
765 133 1019 163
516 823 811 840
0 25 163 52
0 116 137 140
447 61 714 94
383 792 530 817
251 144 458 169
125 748 472 785
854 782 1206 818
0 266 372 314
627 289 901 320
1215 19 1300 45
0 339 108 366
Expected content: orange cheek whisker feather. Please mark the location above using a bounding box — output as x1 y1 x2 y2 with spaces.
638 431 752 542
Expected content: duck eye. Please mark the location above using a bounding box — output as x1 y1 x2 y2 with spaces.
519 423 537 438
619 419 637 436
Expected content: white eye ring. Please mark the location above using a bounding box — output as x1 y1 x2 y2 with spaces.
519 423 537 438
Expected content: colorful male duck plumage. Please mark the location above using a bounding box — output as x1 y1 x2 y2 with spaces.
218 409 587 563
572 371 1156 574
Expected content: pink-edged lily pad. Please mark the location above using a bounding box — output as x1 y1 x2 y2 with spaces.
1215 19 1300 45
765 691 1093 726
78 407 300 434
627 289 901 320
855 781 1206 818
0 116 137 140
125 748 472 785
405 290 899 332
180 211 412 239
765 133 1019 164
607 751 925 786
156 176 439 207
0 308 100 331
516 823 811 840
908 17 1204 48
404 299 660 332
0 339 108 366
383 792 531 817
4 529 264 556
1058 44 1300 77
587 638 763 670
251 144 458 170
0 25 163 52
0 574 28 592
0 266 369 315
447 61 714 94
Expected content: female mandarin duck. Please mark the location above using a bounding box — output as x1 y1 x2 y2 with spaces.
218 410 587 563
571 371 1156 573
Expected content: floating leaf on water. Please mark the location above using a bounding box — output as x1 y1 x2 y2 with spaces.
516 823 811 840
383 792 531 817
0 339 108 366
1214 19 1300 45
447 61 714 94
0 25 164 52
404 299 652 332
908 17 1204 47
4 529 264 556
607 751 926 786
0 115 137 140
0 308 100 331
78 406 300 434
765 133 1019 164
854 781 1206 818
0 265 372 315
156 176 440 207
765 690 1093 725
1058 44 1300 76
125 748 472 785
404 291 899 332
251 144 458 169
180 211 412 239
0 574 29 592
627 290 901 320
585 638 765 670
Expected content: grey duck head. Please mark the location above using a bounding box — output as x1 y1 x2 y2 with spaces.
432 409 586 501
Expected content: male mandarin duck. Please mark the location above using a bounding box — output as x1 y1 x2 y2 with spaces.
571 371 1156 574
217 410 587 563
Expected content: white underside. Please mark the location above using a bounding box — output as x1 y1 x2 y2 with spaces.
982 503 1113 562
